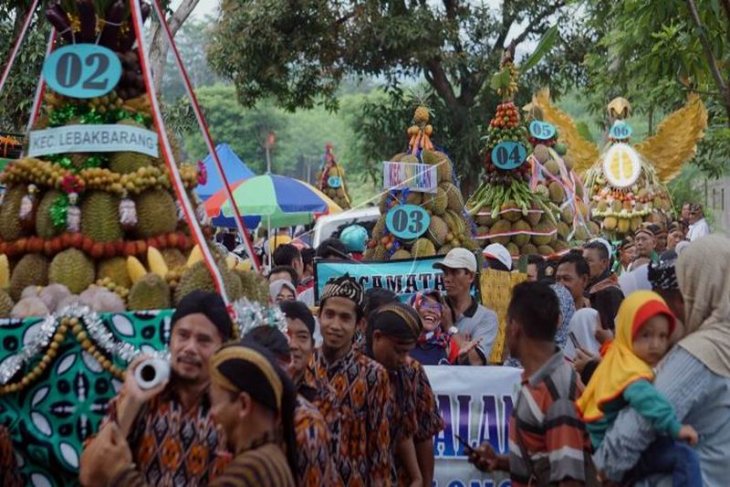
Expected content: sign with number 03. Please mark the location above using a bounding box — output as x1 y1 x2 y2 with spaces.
491 141 527 170
385 204 431 240
529 120 556 140
42 44 122 99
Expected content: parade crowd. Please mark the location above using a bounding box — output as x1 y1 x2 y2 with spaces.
0 201 724 487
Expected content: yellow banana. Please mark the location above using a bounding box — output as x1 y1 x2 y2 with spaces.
0 255 8 289
186 244 203 267
126 256 147 284
147 247 169 278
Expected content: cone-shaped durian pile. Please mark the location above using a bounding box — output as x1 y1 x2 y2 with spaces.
466 54 571 258
316 144 351 209
0 0 266 316
363 107 478 261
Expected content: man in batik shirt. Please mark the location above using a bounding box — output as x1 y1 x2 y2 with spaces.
80 291 234 486
314 275 393 486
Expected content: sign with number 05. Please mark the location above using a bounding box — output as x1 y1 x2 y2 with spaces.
385 204 430 240
491 141 527 170
42 44 122 99
529 120 556 140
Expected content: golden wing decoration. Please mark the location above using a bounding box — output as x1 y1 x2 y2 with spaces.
533 88 600 175
635 93 708 183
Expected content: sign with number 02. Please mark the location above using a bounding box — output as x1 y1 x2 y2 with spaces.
385 204 430 241
42 44 122 99
529 121 556 140
491 141 527 170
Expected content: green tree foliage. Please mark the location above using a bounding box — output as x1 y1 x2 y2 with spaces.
206 0 580 188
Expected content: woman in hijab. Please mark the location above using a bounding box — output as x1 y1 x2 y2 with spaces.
593 235 730 485
269 279 297 304
408 290 459 365
564 308 601 360
551 283 575 350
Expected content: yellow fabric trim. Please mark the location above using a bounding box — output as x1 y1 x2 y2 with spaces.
210 346 283 410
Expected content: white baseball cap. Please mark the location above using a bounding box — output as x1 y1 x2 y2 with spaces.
433 248 477 273
482 243 512 271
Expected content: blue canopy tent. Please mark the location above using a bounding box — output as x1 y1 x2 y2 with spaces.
196 143 259 227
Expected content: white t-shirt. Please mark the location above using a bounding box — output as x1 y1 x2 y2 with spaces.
688 218 710 241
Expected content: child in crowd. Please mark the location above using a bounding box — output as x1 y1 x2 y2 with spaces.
409 290 459 365
576 290 701 486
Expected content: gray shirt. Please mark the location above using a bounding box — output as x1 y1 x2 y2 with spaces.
448 297 498 364
594 346 730 486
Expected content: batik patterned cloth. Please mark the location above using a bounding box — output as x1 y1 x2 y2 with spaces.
294 395 339 487
101 385 221 486
312 348 393 487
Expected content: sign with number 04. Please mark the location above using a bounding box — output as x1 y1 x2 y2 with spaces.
42 44 122 99
491 141 527 170
385 204 430 240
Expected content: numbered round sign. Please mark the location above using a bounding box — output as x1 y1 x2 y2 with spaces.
328 176 342 188
491 141 528 170
529 120 556 140
385 204 430 241
42 44 122 99
609 121 633 140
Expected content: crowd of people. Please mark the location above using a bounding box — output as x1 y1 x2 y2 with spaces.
0 200 725 486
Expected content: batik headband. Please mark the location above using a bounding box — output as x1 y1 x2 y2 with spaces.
648 256 678 291
374 302 423 339
210 345 283 410
321 274 364 308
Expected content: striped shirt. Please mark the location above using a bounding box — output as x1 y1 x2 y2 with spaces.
509 350 591 487
112 442 295 487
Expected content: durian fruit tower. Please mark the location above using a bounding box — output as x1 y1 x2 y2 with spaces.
363 106 478 261
316 144 351 209
0 0 267 317
523 103 598 244
466 52 568 258
583 101 674 238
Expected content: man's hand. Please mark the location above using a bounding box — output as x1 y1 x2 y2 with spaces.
467 442 503 472
679 424 699 446
120 355 169 407
573 348 597 374
79 422 133 486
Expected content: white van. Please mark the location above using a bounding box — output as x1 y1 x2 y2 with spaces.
312 206 381 249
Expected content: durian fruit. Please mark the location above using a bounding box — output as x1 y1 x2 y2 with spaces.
440 182 463 212
0 254 8 289
588 221 600 236
437 244 453 256
235 270 269 304
134 190 178 238
574 226 590 241
527 206 542 227
532 223 553 246
372 245 387 261
560 206 574 224
0 289 14 318
427 216 449 247
500 201 522 222
174 261 242 304
81 191 123 242
602 216 618 231
506 242 519 257
109 152 156 175
475 212 494 227
412 238 436 258
521 243 538 255
127 273 171 310
556 222 571 240
617 218 631 234
533 144 550 163
554 240 569 253
49 249 95 294
630 217 643 232
97 257 132 288
511 220 531 247
544 159 560 176
0 185 27 241
488 220 511 246
36 190 65 238
391 249 412 260
161 248 187 270
9 254 49 301
548 182 565 204
423 188 448 215
538 245 555 256
405 192 422 205
378 193 389 214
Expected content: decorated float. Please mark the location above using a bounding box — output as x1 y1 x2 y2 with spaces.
316 143 351 210
532 90 707 238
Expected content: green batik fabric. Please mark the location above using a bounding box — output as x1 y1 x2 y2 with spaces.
0 309 173 486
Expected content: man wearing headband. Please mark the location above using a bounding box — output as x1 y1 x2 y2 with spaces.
313 274 393 485
367 302 444 487
87 343 298 486
687 203 710 241
613 238 635 275
80 290 234 486
583 240 624 330
633 226 658 264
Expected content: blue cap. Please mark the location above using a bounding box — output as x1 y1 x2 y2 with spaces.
340 225 368 252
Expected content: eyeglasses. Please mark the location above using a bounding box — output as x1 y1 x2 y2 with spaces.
419 301 442 313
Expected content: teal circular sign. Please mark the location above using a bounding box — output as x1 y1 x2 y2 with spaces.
491 141 528 170
385 204 430 240
42 44 122 99
529 121 556 140
609 121 633 140
328 175 342 188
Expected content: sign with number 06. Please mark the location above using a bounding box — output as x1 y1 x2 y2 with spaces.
491 141 527 170
609 121 633 140
42 44 122 99
385 204 430 240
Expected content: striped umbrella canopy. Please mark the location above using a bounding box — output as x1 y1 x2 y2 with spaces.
206 174 341 228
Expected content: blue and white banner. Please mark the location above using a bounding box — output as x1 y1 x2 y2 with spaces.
314 256 445 303
426 366 521 487
28 124 159 157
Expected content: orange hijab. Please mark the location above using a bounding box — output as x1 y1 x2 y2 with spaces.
576 291 676 422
